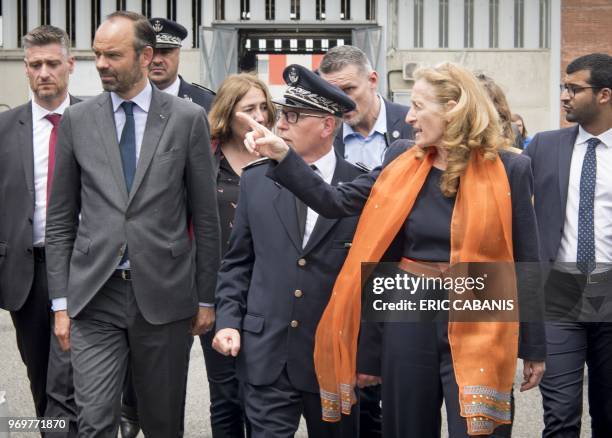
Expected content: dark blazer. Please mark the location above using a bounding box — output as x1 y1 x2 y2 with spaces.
177 76 215 112
267 140 546 363
215 153 365 393
0 96 80 311
45 87 221 323
523 126 579 262
333 98 414 160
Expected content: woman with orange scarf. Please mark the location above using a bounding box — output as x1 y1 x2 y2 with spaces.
237 62 546 437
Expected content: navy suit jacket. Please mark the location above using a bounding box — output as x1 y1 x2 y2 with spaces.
178 76 215 112
523 126 579 263
268 140 546 363
333 98 414 161
215 152 365 392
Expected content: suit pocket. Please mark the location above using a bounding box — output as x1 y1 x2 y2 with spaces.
170 238 192 258
155 148 183 164
242 313 264 334
74 237 91 254
0 242 7 256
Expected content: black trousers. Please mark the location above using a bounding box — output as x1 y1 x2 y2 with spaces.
540 270 612 438
71 276 191 438
242 367 358 438
121 328 249 438
10 254 77 437
381 322 512 438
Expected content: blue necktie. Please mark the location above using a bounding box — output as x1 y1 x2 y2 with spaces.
119 101 136 265
576 137 600 275
119 101 137 193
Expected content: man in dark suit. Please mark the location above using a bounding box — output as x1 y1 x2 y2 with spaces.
525 53 612 437
118 18 217 438
148 17 215 110
0 25 78 436
319 45 413 173
45 11 220 437
318 44 412 436
213 64 360 437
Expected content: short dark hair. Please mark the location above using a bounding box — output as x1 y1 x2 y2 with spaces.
319 45 373 76
22 25 71 53
106 10 156 55
566 53 612 90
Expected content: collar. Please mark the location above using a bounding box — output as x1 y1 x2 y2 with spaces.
31 94 71 121
160 76 181 97
309 146 337 181
111 81 153 113
342 94 387 140
576 125 612 149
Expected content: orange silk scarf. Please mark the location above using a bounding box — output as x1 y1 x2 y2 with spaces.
313 146 518 435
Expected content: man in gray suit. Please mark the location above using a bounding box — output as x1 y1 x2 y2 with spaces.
45 11 220 437
0 25 77 435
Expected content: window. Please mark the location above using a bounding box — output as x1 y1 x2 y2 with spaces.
341 0 350 20
439 0 449 48
366 0 376 21
91 0 101 42
66 0 76 47
266 0 275 20
17 0 27 47
116 0 126 10
414 0 423 48
215 0 225 21
167 0 176 21
192 0 201 47
464 0 474 48
142 0 152 18
514 0 524 48
241 0 250 20
290 0 300 20
41 0 50 25
489 0 499 48
0 0 4 47
539 0 550 48
316 0 325 20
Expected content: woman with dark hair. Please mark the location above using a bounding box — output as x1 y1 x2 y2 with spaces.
236 62 545 437
511 113 532 149
203 73 275 437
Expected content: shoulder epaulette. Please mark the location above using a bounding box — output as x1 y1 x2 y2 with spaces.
191 82 216 95
242 157 271 171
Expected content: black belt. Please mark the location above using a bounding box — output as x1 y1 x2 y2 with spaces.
580 269 612 285
33 246 45 263
112 269 132 281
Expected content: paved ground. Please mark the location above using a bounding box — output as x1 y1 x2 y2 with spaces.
1 310 591 437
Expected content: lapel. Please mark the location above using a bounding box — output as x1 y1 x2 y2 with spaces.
273 183 304 252
128 87 170 205
18 103 35 198
95 93 129 203
301 155 346 255
177 77 190 101
333 130 346 158
385 99 402 144
558 125 579 214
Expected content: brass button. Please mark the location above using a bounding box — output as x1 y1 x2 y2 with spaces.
290 320 299 328
297 258 307 267
294 289 303 298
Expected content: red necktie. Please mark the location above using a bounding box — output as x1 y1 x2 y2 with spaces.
45 113 62 204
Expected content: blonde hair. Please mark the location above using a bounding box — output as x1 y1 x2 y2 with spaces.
208 74 275 143
413 62 505 197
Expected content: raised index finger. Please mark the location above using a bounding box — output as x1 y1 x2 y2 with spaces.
235 111 271 135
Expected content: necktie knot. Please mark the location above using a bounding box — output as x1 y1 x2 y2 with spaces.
587 137 600 150
121 101 135 116
45 113 61 127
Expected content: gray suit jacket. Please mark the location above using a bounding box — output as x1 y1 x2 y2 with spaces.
45 87 221 324
0 96 80 311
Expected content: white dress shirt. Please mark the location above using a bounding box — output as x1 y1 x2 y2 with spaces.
160 76 181 97
31 95 70 246
52 84 153 312
556 126 612 273
302 147 337 247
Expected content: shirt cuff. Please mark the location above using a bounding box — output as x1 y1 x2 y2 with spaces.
52 298 67 312
199 302 214 308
